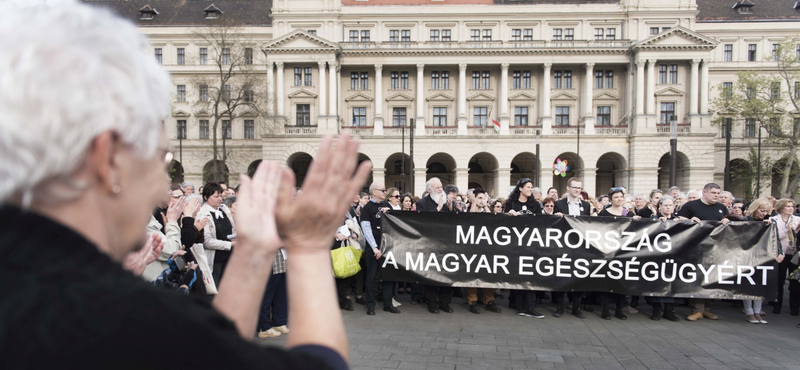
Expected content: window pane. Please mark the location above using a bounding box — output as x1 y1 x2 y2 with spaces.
472 71 480 89
669 65 677 84
244 120 254 139
361 72 369 90
605 71 613 89
222 48 230 65
390 30 399 42
351 72 358 90
154 48 162 64
595 71 603 89
393 107 407 127
177 48 185 65
177 85 186 102
353 107 366 126
606 28 616 40
433 107 447 126
564 70 572 89
294 67 302 86
400 71 408 89
565 29 574 40
361 30 370 42
177 120 186 139
401 30 411 42
304 67 312 86
442 30 451 41
522 70 530 89
222 120 231 139
481 71 490 89
441 71 449 89
513 70 521 89
200 120 209 139
245 48 253 65
349 30 359 42
514 106 528 126
473 107 487 127
296 104 310 126
200 48 207 65
724 44 733 62
430 30 439 42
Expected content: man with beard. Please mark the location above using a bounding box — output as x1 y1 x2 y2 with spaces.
415 178 456 313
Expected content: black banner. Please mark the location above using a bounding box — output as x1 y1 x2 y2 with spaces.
380 212 778 300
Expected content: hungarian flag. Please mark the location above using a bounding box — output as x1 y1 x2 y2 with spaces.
492 119 500 133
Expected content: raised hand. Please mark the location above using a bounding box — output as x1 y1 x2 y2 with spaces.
194 217 209 232
234 161 283 259
275 134 371 255
183 196 202 218
166 196 186 223
122 234 164 276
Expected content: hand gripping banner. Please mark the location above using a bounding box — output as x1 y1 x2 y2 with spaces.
380 212 778 300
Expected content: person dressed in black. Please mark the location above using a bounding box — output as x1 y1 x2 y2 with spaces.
636 189 664 219
359 182 400 315
198 182 236 286
676 182 730 321
552 177 592 318
504 178 545 319
648 195 681 322
416 178 457 314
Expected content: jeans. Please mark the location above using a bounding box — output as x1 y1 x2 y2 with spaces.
364 247 393 309
257 272 287 331
743 299 763 315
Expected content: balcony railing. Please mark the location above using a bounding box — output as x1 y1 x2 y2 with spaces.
656 123 691 134
425 126 458 136
595 126 628 135
510 126 541 135
284 125 317 135
552 126 584 135
340 39 631 51
467 126 498 135
341 125 374 137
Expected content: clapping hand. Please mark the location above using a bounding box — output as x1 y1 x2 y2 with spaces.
234 161 284 259
122 234 164 276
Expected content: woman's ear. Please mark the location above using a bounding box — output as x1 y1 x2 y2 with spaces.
87 131 122 194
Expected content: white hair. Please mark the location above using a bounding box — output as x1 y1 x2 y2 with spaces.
426 177 441 192
0 2 171 206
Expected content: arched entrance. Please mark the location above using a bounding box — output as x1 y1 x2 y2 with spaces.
771 157 800 198
287 152 313 187
657 152 689 191
552 152 582 194
728 158 751 200
168 160 184 184
247 160 262 178
426 153 456 187
384 153 413 193
203 160 229 184
511 152 539 190
469 152 499 197
595 153 626 197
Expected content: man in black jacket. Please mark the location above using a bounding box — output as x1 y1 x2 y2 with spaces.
359 182 400 315
553 177 592 318
415 178 458 313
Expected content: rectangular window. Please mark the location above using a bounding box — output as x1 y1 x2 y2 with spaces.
564 28 574 40
514 106 528 126
748 44 757 61
430 30 439 42
243 85 254 102
795 81 800 99
472 71 480 89
773 44 780 62
222 120 231 139
391 72 399 89
724 44 733 62
177 85 186 102
360 72 368 90
200 85 208 102
177 48 185 65
595 71 604 89
395 161 403 174
401 30 411 42
351 72 358 90
199 120 209 139
669 65 677 84
555 106 569 126
594 28 604 40
563 70 572 89
772 82 781 99
523 29 533 41
746 87 755 100
294 67 302 86
442 30 451 42
304 67 312 86
432 71 439 89
433 107 447 126
658 65 667 84
296 104 310 126
482 29 492 41
745 118 756 137
661 27 671 32
471 30 480 41
660 102 675 124
597 106 611 126
481 71 490 89
606 28 616 40
441 71 449 89
797 45 800 61
392 107 407 127
389 30 399 42
513 70 521 89
522 70 531 89
512 29 521 41
177 120 186 139
552 28 562 41
222 48 230 65
722 82 733 99
554 70 562 89
349 30 359 42
650 27 659 35
200 48 207 65
605 70 613 89
473 107 488 127
400 71 409 89
245 48 253 65
353 107 366 126
244 120 254 139
361 30 370 42
155 48 162 64
308 30 316 35
222 85 231 100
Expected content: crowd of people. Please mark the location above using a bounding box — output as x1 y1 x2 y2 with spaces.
325 176 800 328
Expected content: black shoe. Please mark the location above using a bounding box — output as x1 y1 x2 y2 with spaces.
469 303 481 314
583 304 594 313
553 307 564 318
367 308 375 315
384 306 401 314
630 297 639 308
615 311 627 320
601 310 611 320
428 306 440 314
355 297 366 305
485 301 501 313
410 298 422 305
651 307 662 321
440 304 454 313
535 298 542 305
343 303 354 311
663 309 680 322
519 310 545 319
572 309 585 319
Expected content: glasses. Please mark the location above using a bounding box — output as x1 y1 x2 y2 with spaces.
170 194 183 199
732 206 743 210
376 189 386 192
494 204 502 208
392 195 401 199
544 204 554 208
570 186 582 190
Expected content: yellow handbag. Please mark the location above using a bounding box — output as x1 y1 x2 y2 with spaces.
331 239 363 278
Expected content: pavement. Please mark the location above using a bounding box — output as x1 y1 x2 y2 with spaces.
257 291 800 370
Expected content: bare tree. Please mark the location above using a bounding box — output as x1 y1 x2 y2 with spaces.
191 22 267 183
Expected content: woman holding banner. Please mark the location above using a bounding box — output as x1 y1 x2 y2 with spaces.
504 178 545 318
597 189 640 320
770 198 800 316
648 195 680 322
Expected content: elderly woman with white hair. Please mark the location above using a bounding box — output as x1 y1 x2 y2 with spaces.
0 3 370 369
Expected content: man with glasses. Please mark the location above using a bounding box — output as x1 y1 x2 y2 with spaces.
553 177 592 318
359 182 400 315
416 178 457 313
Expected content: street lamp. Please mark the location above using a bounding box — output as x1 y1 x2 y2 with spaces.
535 129 541 188
669 118 677 187
757 125 765 198
724 118 732 191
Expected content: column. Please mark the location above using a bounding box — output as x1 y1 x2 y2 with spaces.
582 167 597 200
414 167 428 197
499 63 510 135
540 63 552 135
689 59 699 115
266 61 275 116
699 59 709 114
583 63 595 134
455 168 469 197
318 62 327 117
495 168 512 199
415 64 426 136
374 64 384 135
457 63 468 135
372 167 386 187
646 59 656 115
635 60 645 115
276 62 285 117
329 62 338 118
